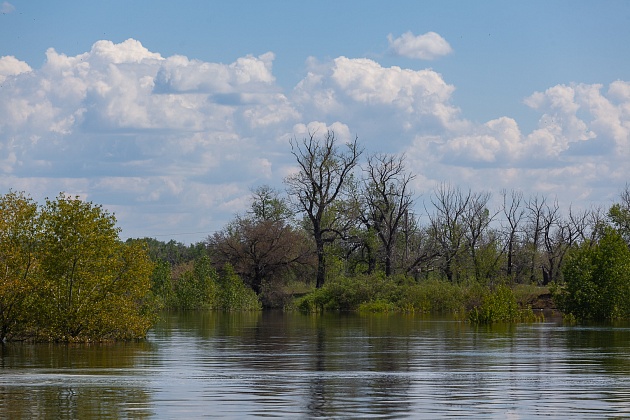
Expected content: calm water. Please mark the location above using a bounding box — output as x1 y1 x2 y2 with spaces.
1 312 630 419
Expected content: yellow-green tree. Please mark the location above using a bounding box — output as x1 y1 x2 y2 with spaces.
0 191 40 341
34 194 154 341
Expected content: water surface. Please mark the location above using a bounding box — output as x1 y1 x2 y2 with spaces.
2 311 630 418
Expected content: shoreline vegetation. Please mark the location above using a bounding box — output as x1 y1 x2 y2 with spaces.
1 132 630 341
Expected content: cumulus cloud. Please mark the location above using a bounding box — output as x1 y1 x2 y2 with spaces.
0 38 628 242
292 56 461 147
387 31 453 60
0 56 31 83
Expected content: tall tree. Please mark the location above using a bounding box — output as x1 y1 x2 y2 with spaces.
35 194 154 340
362 153 415 276
500 189 525 280
462 191 499 281
0 191 40 341
428 184 471 282
285 130 362 288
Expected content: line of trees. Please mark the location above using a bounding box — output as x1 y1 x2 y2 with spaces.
201 130 630 320
207 131 624 290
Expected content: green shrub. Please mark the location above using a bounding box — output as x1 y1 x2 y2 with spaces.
217 264 261 311
468 284 541 324
172 257 218 309
358 299 396 313
397 278 467 314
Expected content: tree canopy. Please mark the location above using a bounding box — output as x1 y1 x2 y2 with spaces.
0 192 155 341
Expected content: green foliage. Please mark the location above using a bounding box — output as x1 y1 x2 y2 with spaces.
132 237 206 266
555 227 630 321
295 271 543 325
31 194 155 341
609 199 630 245
150 260 173 309
0 192 156 342
0 191 40 341
358 299 396 313
468 284 539 324
216 264 261 311
171 256 218 310
396 278 469 314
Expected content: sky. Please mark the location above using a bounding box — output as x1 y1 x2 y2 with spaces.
1 1 630 243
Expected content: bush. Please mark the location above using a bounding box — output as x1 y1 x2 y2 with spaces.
468 284 541 324
216 264 261 311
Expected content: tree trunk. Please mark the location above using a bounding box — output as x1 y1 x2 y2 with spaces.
316 239 326 288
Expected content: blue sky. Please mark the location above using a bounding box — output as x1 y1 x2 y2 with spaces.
1 1 630 243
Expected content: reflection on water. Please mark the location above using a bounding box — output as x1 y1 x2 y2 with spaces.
2 312 630 418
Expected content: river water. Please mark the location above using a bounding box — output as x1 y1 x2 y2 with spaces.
1 311 630 418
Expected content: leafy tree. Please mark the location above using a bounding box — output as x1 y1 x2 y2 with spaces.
34 194 154 340
557 227 630 321
285 130 362 288
0 191 40 341
609 184 630 245
135 237 206 266
248 185 293 222
216 264 261 311
172 256 218 309
150 259 173 308
209 217 313 296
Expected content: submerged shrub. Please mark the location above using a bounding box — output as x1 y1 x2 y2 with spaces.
468 284 541 324
358 299 396 313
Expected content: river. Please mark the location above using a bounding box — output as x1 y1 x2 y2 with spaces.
1 311 630 418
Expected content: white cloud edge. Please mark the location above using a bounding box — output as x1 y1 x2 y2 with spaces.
387 31 453 60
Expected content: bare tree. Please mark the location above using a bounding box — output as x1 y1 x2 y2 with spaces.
462 190 498 281
525 194 546 283
285 130 362 288
209 217 313 295
540 201 580 285
361 153 416 276
500 189 525 279
428 184 471 282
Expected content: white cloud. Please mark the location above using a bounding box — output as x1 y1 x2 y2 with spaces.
0 56 31 83
387 31 453 60
292 56 461 146
0 38 628 242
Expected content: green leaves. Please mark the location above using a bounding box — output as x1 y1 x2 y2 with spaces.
0 191 40 341
0 192 155 341
557 227 630 321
